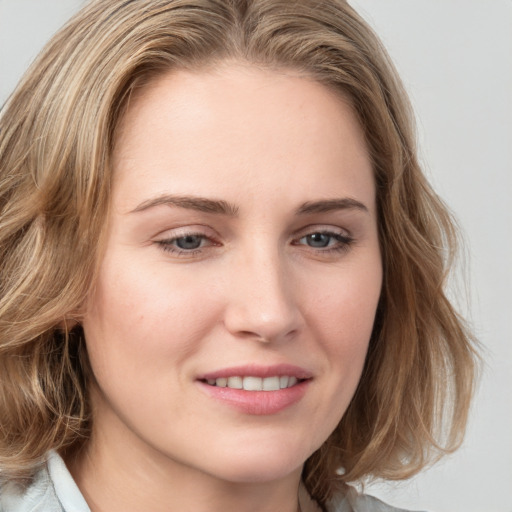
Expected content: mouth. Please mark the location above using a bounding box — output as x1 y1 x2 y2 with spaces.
196 365 312 414
200 375 303 391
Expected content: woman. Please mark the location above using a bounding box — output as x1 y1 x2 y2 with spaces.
0 1 477 511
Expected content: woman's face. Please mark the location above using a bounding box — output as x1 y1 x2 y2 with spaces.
82 64 382 484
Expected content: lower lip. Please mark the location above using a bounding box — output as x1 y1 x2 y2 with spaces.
197 380 310 415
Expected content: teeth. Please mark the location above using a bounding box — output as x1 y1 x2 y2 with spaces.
216 377 227 387
207 376 300 390
227 376 243 389
243 376 262 391
262 376 280 391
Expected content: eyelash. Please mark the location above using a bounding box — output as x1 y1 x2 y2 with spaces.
156 232 214 256
155 229 354 257
293 231 354 254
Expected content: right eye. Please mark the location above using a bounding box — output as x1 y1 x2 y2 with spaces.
156 232 216 256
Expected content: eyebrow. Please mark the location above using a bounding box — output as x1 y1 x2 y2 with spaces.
295 198 369 215
130 194 240 216
130 194 368 216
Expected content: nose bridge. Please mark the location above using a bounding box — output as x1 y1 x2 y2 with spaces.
223 240 300 342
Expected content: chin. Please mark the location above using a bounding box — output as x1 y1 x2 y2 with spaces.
198 437 314 484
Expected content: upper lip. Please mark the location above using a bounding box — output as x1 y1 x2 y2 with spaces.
197 364 313 381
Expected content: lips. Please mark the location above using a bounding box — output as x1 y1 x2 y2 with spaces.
196 364 312 415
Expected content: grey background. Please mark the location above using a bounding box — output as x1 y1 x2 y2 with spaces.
1 1 511 511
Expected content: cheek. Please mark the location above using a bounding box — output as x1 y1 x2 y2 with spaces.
291 264 381 451
81 257 221 383
303 260 381 387
306 263 381 343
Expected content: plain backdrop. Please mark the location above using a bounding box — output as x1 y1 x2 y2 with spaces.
1 1 511 511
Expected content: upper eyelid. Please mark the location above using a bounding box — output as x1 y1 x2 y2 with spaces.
155 224 349 234
153 225 218 239
152 223 352 240
292 224 351 238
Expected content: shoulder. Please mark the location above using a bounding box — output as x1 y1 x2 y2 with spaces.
329 486 427 512
0 463 59 512
0 451 89 512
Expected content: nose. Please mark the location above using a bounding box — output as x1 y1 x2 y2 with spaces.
222 246 302 344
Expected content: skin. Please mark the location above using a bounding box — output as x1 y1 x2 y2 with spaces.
71 63 382 512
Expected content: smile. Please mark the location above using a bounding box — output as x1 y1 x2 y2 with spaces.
204 375 300 391
197 365 312 414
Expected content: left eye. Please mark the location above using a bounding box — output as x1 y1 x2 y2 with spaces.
300 233 336 248
173 235 205 250
298 231 353 250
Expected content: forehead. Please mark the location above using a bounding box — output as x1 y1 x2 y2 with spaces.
112 63 374 213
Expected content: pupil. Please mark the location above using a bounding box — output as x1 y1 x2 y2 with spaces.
176 235 202 250
308 233 330 247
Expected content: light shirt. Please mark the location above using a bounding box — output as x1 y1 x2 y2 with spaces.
0 451 423 512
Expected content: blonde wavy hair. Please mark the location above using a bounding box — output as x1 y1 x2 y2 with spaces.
0 0 477 507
